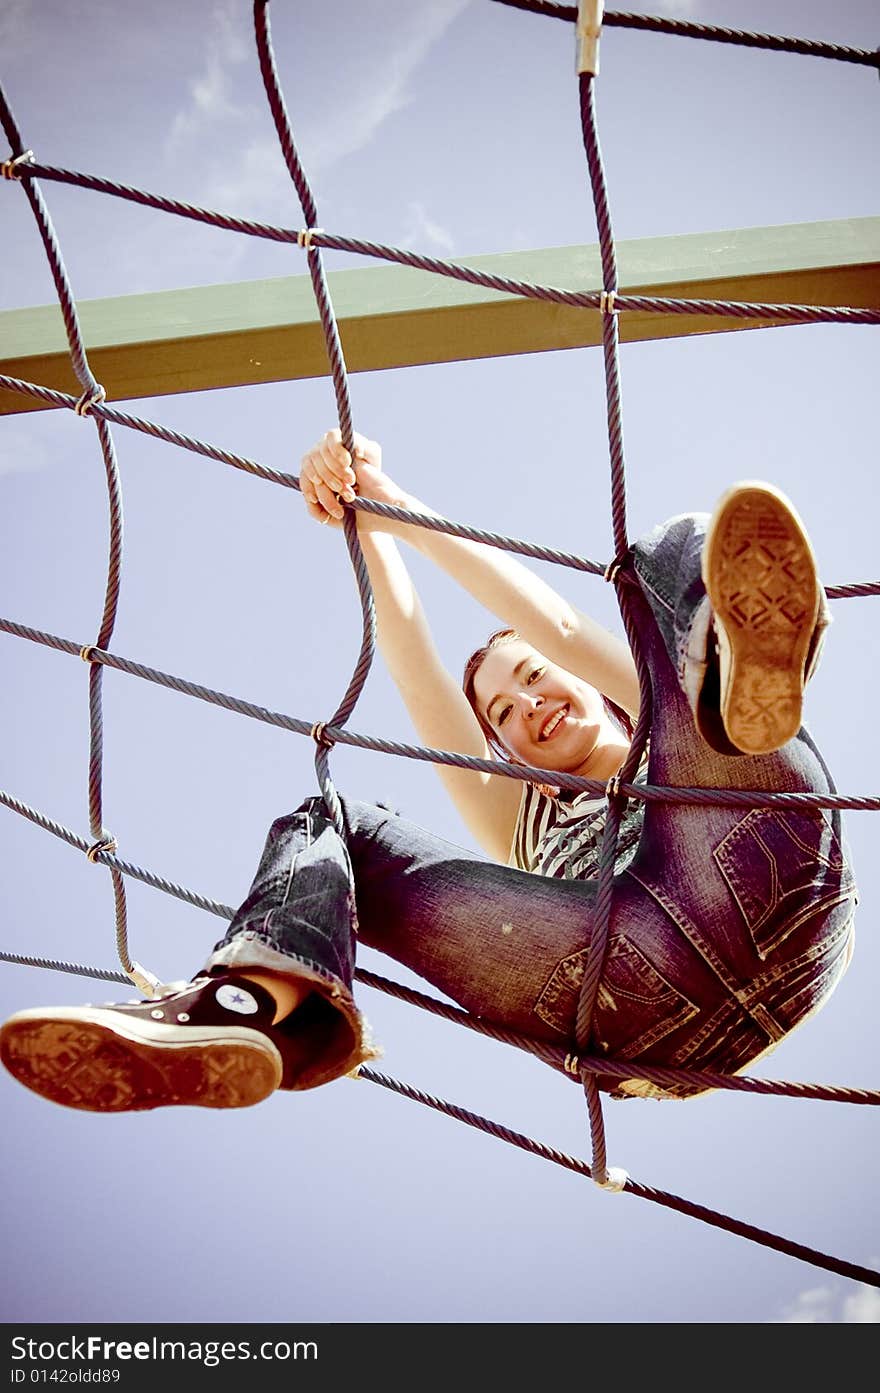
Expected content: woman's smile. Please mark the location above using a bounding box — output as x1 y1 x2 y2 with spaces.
471 638 617 775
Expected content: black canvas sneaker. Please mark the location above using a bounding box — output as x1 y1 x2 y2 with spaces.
0 975 290 1112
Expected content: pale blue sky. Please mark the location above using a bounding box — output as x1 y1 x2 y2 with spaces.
1 0 878 1324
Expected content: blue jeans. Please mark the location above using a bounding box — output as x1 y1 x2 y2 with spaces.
202 514 857 1098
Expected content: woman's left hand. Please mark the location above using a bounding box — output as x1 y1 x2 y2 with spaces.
299 429 413 529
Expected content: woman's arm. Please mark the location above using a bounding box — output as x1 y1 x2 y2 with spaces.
299 439 523 859
301 430 640 720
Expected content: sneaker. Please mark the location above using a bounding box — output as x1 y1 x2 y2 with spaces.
0 975 287 1113
701 481 822 756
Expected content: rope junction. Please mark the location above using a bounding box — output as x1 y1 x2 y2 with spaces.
1 0 878 1288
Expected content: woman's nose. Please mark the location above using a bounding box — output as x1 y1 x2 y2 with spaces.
518 693 543 717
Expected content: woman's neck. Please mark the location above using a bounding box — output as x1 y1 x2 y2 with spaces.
577 731 632 783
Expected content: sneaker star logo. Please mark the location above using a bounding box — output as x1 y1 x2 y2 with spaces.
215 983 259 1015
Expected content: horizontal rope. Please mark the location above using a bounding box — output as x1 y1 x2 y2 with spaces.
4 923 876 1281
3 374 878 603
4 165 879 329
2 0 876 1294
3 923 876 1112
4 615 880 812
358 1068 880 1287
491 2 880 69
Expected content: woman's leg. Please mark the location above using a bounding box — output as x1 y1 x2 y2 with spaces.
616 493 856 1092
210 795 612 1058
1 490 857 1112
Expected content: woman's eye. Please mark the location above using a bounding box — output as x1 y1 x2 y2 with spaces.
497 705 512 725
527 667 545 685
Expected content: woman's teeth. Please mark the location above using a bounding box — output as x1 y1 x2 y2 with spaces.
540 706 567 740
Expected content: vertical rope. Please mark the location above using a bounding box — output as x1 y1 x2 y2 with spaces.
0 81 132 980
571 67 650 1183
252 0 376 832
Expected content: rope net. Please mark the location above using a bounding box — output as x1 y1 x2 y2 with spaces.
1 0 878 1287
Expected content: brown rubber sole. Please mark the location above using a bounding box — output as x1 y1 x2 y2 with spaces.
702 482 820 756
0 1009 283 1112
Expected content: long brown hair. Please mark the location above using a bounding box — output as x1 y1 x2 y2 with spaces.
462 627 635 795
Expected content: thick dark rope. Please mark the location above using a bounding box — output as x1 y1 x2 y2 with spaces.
4 165 879 330
2 906 878 1107
3 795 878 1282
0 82 132 980
490 2 880 70
572 69 638 1182
254 0 377 831
3 372 879 600
1 0 876 1286
7 616 880 813
357 1067 880 1288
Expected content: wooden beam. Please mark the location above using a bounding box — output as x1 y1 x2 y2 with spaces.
1 217 877 416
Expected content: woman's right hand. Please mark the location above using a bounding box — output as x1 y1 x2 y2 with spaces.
299 429 413 529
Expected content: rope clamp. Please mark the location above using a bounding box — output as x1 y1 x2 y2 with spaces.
310 721 335 749
297 227 324 249
74 383 106 417
79 645 97 664
576 0 604 76
86 832 117 864
1 149 35 180
606 772 622 800
594 1165 628 1193
127 961 165 1000
564 1052 580 1076
599 290 617 316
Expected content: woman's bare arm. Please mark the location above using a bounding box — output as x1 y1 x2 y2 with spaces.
301 430 640 720
299 438 522 858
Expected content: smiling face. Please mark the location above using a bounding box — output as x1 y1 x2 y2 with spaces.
470 636 616 777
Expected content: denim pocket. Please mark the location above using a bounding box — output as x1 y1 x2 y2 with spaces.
535 934 698 1055
714 810 854 960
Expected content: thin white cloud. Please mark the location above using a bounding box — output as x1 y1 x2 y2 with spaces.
301 0 470 176
166 0 251 154
166 0 471 193
396 200 456 255
842 1286 880 1323
147 0 471 278
777 1280 880 1323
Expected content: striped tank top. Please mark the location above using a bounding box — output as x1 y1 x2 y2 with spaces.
507 749 650 879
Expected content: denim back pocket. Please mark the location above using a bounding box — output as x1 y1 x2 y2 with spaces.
535 934 698 1056
713 809 854 961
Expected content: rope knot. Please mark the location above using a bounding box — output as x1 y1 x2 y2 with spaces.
1 149 34 180
86 832 117 864
602 549 628 584
605 772 622 801
74 384 106 417
593 1165 628 1193
310 721 336 750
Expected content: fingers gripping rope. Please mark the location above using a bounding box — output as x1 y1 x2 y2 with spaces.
1 1 878 1287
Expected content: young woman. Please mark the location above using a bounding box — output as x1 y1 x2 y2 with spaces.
0 432 857 1110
